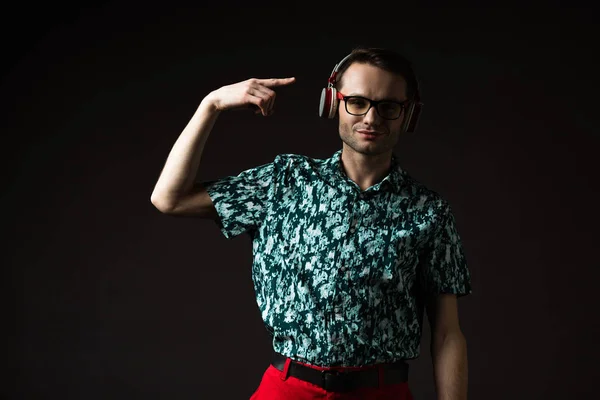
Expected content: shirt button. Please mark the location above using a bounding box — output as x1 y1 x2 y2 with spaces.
340 266 346 272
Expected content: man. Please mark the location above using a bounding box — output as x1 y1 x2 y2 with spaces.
150 47 472 400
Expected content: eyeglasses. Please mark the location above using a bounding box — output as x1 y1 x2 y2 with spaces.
337 91 406 120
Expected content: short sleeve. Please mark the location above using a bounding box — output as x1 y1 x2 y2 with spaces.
420 201 472 298
202 160 275 239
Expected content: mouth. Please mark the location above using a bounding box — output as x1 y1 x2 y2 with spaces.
357 129 385 139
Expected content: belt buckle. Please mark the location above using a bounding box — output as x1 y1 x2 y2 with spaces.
321 369 351 392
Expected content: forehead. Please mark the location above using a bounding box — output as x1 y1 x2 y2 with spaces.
338 62 407 101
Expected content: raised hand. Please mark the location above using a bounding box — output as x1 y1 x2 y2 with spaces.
205 77 296 116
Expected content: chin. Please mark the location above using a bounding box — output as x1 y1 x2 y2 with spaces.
343 140 392 156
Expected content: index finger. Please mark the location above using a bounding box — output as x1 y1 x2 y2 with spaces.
258 77 296 87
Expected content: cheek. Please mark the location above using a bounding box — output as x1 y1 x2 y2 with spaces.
389 118 405 133
338 120 350 136
338 114 353 133
339 112 361 130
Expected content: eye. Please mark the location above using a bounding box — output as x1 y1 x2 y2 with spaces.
347 98 368 107
380 102 399 112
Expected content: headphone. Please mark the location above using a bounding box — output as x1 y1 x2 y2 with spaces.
318 53 424 133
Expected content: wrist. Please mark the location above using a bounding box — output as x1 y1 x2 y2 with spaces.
200 92 221 114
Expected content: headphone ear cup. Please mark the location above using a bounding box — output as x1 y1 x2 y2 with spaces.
402 101 423 133
328 87 338 118
319 87 339 119
319 88 329 118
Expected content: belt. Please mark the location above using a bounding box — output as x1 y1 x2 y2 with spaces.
271 352 409 393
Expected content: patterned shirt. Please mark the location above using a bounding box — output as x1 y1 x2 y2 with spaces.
203 149 472 367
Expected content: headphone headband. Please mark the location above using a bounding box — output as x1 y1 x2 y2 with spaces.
327 53 353 87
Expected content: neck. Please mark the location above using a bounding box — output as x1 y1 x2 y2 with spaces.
339 145 393 191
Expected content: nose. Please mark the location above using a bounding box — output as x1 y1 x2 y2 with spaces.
362 105 381 125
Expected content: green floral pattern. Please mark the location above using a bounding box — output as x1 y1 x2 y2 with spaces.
204 150 471 367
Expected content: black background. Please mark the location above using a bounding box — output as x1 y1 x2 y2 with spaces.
3 2 599 399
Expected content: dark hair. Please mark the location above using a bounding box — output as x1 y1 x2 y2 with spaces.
335 46 419 100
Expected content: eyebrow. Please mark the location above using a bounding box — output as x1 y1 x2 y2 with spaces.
346 92 407 103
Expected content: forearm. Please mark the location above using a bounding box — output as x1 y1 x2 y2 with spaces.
151 96 220 209
431 331 468 400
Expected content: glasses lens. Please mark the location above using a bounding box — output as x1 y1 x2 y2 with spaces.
345 97 403 119
377 102 403 119
346 97 370 115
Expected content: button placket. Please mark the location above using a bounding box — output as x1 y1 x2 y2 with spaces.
350 191 366 234
349 209 359 235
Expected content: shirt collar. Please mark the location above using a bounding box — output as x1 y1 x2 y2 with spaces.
323 149 405 194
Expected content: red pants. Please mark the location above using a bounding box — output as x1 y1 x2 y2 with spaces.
250 357 414 400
